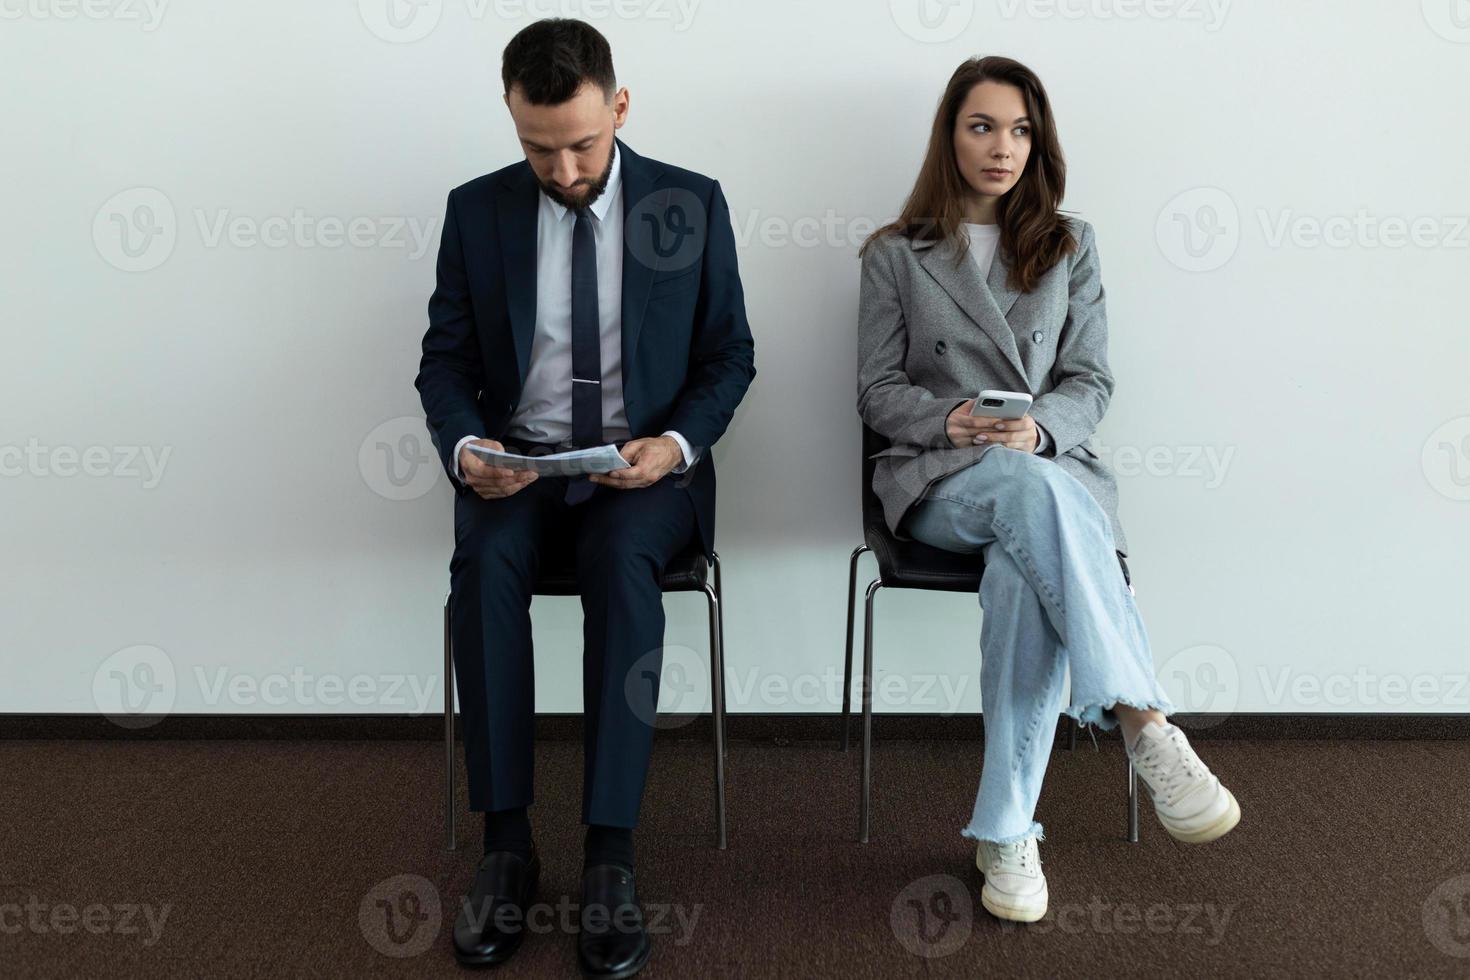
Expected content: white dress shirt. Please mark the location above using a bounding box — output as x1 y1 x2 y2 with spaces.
964 222 1050 455
452 143 695 482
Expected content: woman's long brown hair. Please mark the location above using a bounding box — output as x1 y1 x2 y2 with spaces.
862 56 1077 292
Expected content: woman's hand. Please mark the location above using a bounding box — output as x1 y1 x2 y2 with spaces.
946 400 1039 453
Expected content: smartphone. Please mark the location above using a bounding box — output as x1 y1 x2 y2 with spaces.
970 389 1033 420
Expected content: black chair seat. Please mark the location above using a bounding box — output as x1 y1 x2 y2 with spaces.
859 424 1130 591
863 524 982 592
531 544 710 596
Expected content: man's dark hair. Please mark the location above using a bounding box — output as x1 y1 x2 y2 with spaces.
501 19 616 105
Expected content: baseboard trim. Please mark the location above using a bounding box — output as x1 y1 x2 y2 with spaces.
2 712 1468 741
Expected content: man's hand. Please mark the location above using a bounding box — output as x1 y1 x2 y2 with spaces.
946 400 1039 453
459 439 538 499
589 436 683 490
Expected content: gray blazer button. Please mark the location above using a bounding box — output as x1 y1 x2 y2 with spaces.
1032 331 1044 343
935 340 947 355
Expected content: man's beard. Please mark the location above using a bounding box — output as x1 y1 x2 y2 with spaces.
537 141 616 210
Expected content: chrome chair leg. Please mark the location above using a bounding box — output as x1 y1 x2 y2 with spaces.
841 545 869 751
712 552 728 758
859 578 882 843
705 583 728 850
444 594 456 852
1127 759 1139 843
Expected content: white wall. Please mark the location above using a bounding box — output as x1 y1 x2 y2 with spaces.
3 0 1468 721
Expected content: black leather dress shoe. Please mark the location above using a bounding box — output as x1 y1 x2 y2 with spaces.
577 864 650 979
452 847 540 967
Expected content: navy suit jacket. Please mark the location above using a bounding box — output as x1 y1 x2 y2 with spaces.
415 138 756 557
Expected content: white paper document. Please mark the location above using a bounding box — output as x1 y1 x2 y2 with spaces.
464 442 631 477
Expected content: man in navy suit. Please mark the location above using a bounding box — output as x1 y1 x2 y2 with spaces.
414 18 755 976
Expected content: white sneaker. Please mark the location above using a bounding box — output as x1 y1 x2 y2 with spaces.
974 836 1048 923
1127 721 1241 843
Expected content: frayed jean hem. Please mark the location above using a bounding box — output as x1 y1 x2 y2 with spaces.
963 820 1044 846
1065 695 1178 734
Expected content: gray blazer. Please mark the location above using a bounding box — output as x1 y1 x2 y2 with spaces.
856 216 1130 555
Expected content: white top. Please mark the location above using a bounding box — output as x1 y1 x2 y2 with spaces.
963 222 1002 279
450 142 693 481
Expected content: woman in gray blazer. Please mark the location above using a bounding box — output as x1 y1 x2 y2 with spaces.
857 56 1240 924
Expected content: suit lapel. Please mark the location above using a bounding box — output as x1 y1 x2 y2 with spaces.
496 164 540 385
617 138 662 388
917 235 1028 385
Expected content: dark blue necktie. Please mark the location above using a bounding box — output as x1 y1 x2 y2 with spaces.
565 206 601 505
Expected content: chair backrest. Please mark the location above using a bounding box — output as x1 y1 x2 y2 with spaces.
860 424 890 530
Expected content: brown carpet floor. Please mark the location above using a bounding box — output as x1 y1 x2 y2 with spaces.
2 732 1468 978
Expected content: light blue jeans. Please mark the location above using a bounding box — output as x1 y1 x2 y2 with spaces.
902 446 1177 846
